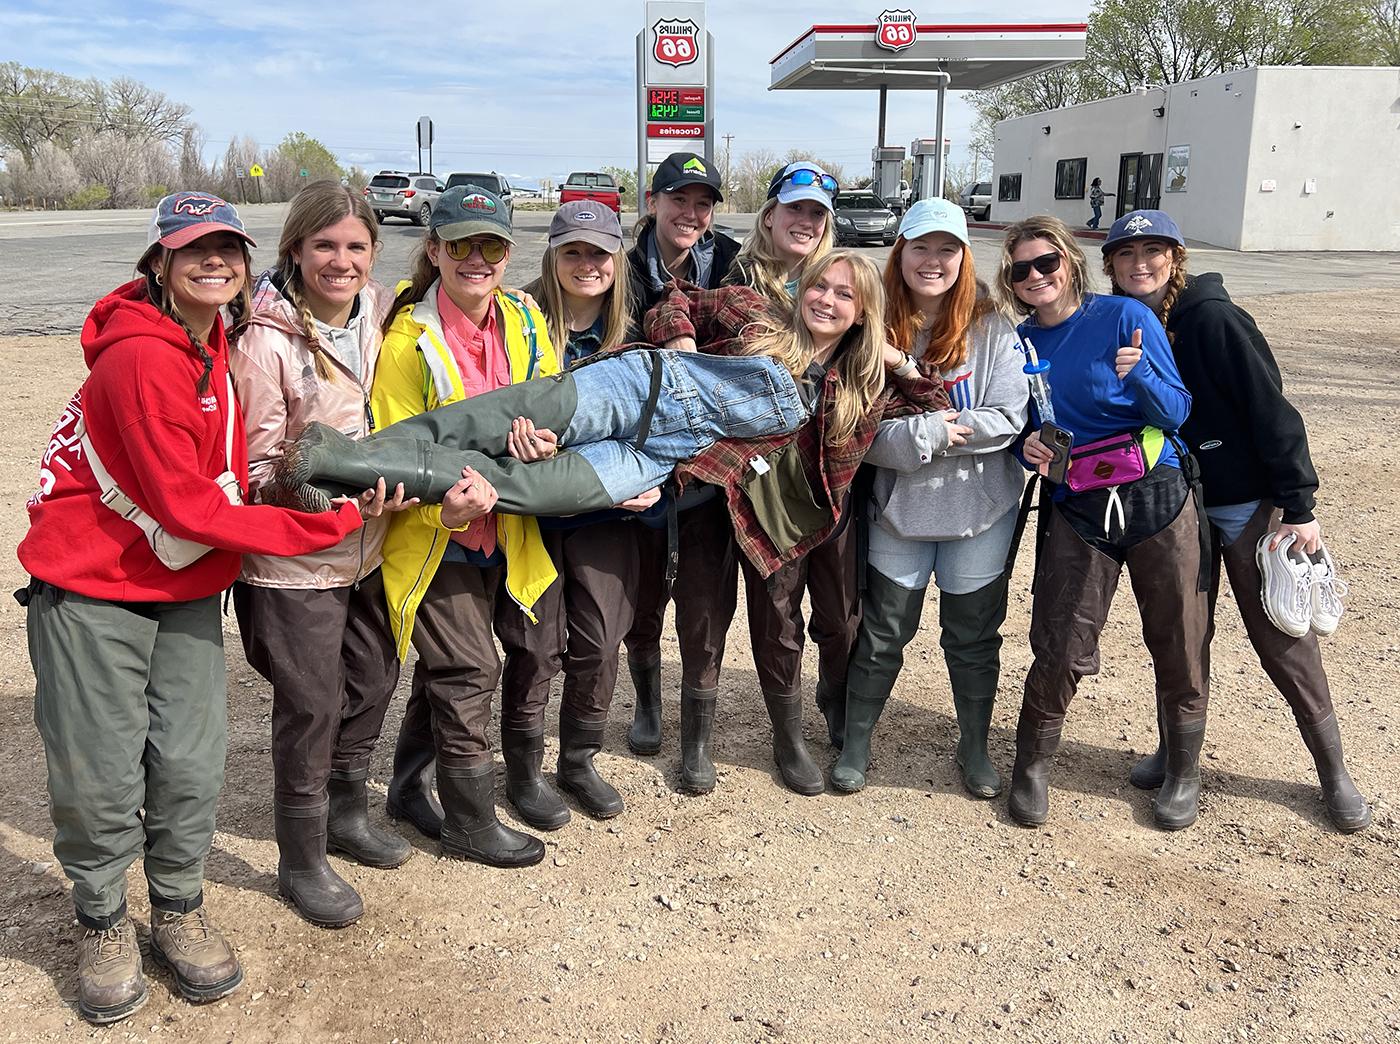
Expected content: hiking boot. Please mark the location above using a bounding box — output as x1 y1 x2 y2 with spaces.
502 725 571 831
1256 531 1313 638
1307 542 1347 637
75 916 146 1025
760 690 824 796
327 769 414 869
626 659 664 756
437 761 546 868
149 907 244 1004
557 715 625 818
679 685 718 794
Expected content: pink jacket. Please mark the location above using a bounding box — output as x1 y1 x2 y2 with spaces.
231 275 396 588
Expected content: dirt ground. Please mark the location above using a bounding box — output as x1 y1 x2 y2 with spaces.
0 289 1398 1043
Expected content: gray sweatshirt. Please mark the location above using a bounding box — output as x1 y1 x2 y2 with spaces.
865 312 1030 541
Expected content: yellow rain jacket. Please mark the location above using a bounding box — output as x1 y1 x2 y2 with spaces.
372 280 560 659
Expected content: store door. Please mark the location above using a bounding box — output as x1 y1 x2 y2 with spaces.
1116 152 1163 216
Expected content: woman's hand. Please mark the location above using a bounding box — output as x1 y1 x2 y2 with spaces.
616 486 662 512
942 409 973 448
665 336 698 353
440 466 498 528
357 478 421 518
1115 328 1143 379
506 417 559 462
1271 519 1322 555
1022 430 1053 477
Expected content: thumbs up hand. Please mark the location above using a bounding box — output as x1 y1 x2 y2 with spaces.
1115 328 1144 379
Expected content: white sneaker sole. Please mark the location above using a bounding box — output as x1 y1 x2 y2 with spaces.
1256 539 1311 638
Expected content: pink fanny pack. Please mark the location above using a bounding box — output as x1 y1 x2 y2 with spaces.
1065 432 1146 493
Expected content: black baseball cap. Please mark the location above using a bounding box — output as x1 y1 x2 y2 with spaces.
650 152 724 202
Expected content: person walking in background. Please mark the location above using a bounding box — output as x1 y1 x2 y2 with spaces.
1087 177 1114 230
1102 209 1369 832
231 181 418 931
831 199 1029 797
18 192 373 1025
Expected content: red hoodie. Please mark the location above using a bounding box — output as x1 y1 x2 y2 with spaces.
18 279 362 602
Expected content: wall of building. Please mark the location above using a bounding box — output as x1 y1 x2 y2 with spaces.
991 66 1400 251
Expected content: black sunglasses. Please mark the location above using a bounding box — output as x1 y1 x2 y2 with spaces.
1010 251 1063 283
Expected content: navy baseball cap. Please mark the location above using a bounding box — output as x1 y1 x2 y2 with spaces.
139 192 255 270
431 185 515 244
1102 210 1184 253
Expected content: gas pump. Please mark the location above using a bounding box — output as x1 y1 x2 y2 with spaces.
871 146 906 211
910 138 950 202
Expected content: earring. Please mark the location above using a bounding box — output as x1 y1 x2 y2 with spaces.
154 274 164 286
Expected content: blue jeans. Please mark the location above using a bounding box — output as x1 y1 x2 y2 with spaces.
867 505 1019 595
1088 203 1103 229
564 350 807 503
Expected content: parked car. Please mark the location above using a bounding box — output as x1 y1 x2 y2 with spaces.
444 171 515 223
958 181 992 222
560 171 625 213
832 189 899 246
365 171 444 226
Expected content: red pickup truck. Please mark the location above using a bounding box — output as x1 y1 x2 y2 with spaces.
559 171 625 213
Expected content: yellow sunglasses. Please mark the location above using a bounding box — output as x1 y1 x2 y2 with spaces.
442 236 507 264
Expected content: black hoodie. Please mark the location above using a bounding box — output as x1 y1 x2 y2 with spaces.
1166 272 1317 523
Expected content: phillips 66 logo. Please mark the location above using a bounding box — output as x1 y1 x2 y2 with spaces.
653 18 700 67
875 9 917 52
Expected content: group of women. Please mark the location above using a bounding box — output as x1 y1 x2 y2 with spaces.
18 150 1369 1026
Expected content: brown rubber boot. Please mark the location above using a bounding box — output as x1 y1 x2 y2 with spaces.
149 907 244 1004
75 916 147 1024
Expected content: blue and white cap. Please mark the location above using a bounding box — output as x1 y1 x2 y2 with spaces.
1101 209 1184 253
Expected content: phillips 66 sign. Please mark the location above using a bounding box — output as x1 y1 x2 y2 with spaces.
644 1 706 86
875 9 918 52
653 18 700 67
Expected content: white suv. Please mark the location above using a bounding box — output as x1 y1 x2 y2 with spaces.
366 172 444 226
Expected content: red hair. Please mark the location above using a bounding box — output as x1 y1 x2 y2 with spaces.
882 238 985 372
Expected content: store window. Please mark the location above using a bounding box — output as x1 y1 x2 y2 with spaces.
998 173 1022 202
1055 158 1087 199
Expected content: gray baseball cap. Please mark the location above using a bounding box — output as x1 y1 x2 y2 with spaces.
430 184 514 244
548 200 624 252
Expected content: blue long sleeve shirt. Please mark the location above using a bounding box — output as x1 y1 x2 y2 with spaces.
1016 293 1191 476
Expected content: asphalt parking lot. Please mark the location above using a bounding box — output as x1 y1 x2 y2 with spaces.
2 204 1398 336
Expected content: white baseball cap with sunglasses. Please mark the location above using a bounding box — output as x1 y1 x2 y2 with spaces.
767 162 839 214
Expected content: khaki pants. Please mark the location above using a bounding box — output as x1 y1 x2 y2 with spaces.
28 583 225 929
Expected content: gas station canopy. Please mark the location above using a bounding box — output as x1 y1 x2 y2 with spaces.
770 22 1087 92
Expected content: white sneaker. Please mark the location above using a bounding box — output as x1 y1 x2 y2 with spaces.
1308 542 1346 637
1255 531 1313 638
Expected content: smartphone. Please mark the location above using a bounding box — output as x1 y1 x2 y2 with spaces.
1040 422 1074 484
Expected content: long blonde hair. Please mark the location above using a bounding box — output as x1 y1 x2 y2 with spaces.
741 250 886 446
1104 243 1189 337
732 197 834 306
538 243 633 353
993 215 1094 319
275 180 380 382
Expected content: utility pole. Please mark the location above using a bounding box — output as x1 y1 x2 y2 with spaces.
721 133 734 209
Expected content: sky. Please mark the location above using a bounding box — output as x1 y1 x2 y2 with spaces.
4 1 1088 188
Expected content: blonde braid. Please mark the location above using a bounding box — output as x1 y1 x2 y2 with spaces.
285 279 339 383
1156 246 1189 342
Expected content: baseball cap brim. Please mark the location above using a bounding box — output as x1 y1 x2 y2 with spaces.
550 229 623 252
161 222 257 251
661 176 724 203
1100 231 1179 254
435 220 515 246
899 213 969 247
775 183 834 214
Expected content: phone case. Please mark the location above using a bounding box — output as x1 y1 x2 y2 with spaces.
1041 422 1074 484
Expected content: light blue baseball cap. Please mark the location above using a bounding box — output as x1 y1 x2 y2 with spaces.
898 197 969 246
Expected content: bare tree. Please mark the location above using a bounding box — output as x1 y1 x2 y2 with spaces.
97 77 191 143
2 141 81 204
0 63 95 166
71 131 169 207
1362 0 1400 62
730 148 780 212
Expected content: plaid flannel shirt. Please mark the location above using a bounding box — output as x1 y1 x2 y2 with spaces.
644 284 952 578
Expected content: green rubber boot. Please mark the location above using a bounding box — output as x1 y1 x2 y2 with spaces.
940 573 1010 799
830 568 927 793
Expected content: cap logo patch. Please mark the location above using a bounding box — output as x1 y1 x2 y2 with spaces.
682 157 707 174
173 194 224 217
1124 215 1154 235
575 210 597 221
464 193 497 212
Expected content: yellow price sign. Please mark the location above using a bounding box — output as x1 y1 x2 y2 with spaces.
249 164 265 178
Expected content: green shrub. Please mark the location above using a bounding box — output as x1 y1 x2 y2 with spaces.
67 185 112 210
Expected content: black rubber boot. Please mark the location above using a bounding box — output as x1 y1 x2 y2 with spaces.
940 574 1010 799
1129 696 1168 790
679 685 718 794
1300 712 1371 833
626 659 663 756
830 568 926 793
274 801 364 928
1152 720 1207 831
760 690 825 796
436 762 545 868
1007 712 1063 827
327 769 413 868
557 715 625 818
814 673 845 750
501 726 570 831
386 725 443 841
